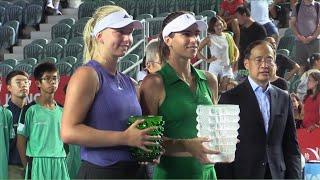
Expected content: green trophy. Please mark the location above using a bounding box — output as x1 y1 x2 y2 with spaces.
128 115 164 162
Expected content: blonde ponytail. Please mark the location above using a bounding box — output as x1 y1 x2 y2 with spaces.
83 18 95 62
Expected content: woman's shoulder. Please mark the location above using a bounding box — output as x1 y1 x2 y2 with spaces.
68 65 100 90
73 65 98 79
141 73 163 88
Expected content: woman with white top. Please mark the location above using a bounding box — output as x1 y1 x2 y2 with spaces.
198 15 239 92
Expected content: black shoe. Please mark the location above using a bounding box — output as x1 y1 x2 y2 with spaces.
45 6 55 15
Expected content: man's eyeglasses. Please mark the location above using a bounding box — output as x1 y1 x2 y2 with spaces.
40 76 60 83
251 57 275 66
14 80 31 87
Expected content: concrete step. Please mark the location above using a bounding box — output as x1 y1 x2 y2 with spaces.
68 0 82 8
20 39 34 47
4 53 24 60
13 46 24 54
30 31 51 40
47 15 78 24
20 38 52 47
61 8 78 16
40 23 54 32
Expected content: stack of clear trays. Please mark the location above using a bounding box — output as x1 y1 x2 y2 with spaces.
196 105 240 163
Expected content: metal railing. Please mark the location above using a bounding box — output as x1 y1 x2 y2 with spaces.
121 16 209 76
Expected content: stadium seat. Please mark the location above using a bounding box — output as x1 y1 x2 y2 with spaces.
29 0 46 7
277 35 295 53
23 4 43 26
63 43 83 59
118 54 139 77
51 23 72 40
77 17 91 24
4 5 23 24
156 12 170 17
14 63 33 74
24 43 43 60
0 7 5 25
156 0 174 16
0 1 12 8
23 57 38 66
214 0 222 12
4 20 19 43
276 49 290 57
58 18 76 26
96 0 115 8
113 0 135 17
199 10 216 20
13 0 29 8
71 22 86 38
31 38 49 47
135 0 155 17
136 13 153 21
40 57 57 64
43 43 63 61
148 17 164 37
196 0 214 14
72 62 83 73
51 37 68 47
69 37 84 45
175 0 196 12
78 2 96 19
1 58 18 67
60 56 77 65
56 62 73 75
0 64 13 77
0 25 15 49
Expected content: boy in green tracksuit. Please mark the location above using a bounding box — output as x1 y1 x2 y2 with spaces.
0 76 15 179
17 62 70 180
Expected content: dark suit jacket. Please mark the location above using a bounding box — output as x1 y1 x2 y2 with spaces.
215 79 301 179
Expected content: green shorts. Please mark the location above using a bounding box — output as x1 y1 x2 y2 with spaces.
25 157 70 180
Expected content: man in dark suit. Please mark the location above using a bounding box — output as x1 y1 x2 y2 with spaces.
215 40 302 179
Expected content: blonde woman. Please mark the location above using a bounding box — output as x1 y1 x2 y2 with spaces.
60 6 159 179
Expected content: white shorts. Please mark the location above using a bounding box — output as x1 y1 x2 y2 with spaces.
208 61 233 79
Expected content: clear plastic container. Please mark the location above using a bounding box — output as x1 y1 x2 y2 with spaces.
196 105 240 116
196 104 240 163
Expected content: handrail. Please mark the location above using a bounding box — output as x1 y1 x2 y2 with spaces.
193 59 205 67
122 58 143 74
119 19 146 61
118 39 144 61
121 16 209 75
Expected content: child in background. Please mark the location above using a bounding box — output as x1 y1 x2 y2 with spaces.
17 62 69 180
0 75 14 179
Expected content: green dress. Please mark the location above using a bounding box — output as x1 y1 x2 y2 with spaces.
17 101 70 180
0 107 14 179
153 63 217 179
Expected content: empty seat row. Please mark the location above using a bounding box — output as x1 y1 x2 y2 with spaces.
79 0 214 19
23 42 84 61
